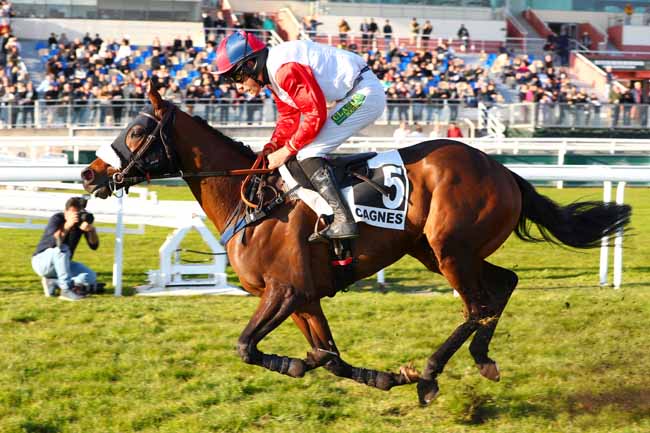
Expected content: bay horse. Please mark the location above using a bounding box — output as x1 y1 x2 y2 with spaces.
81 85 630 405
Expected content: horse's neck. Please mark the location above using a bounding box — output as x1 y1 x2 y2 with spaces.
174 126 254 233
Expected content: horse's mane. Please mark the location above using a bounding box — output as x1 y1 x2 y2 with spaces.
191 115 257 161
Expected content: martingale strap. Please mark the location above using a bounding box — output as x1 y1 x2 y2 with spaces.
220 185 300 246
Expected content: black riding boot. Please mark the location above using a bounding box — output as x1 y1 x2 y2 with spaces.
301 157 359 242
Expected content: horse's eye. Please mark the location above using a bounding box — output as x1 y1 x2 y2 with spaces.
131 129 144 138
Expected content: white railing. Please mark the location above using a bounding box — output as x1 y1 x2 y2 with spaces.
307 30 503 53
478 102 505 138
2 136 650 164
2 163 645 290
203 26 284 46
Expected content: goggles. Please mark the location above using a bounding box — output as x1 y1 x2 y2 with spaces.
225 66 246 84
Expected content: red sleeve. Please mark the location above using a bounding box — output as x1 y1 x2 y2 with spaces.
268 94 300 151
272 62 328 154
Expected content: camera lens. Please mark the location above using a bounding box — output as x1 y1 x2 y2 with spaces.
80 211 94 225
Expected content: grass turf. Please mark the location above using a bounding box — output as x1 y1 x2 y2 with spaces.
1 186 649 433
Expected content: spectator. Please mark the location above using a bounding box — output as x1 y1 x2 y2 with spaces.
213 11 227 42
447 122 463 137
408 123 425 138
368 18 378 49
457 24 470 51
429 123 442 138
620 87 633 126
172 35 183 53
16 81 35 126
31 197 99 301
543 34 555 53
588 92 601 126
631 81 647 127
202 10 213 34
338 19 350 46
150 47 164 70
360 19 370 52
410 18 420 45
555 31 569 66
383 19 392 49
0 1 11 36
92 33 103 49
59 32 69 48
47 32 57 49
393 120 410 143
624 3 634 25
308 15 322 38
261 14 276 42
115 37 132 63
580 32 592 50
609 84 622 127
421 20 433 50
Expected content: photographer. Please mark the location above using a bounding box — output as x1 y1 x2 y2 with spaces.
31 197 99 301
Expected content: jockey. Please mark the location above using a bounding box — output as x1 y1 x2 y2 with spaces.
214 31 386 242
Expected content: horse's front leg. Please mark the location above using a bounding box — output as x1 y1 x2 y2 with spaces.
237 281 310 378
294 302 420 391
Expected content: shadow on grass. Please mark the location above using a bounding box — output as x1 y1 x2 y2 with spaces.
348 279 453 295
448 386 557 425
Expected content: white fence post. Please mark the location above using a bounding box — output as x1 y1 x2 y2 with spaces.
599 181 612 286
112 194 124 297
613 181 625 289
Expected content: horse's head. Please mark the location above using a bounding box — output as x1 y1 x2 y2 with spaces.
82 81 177 198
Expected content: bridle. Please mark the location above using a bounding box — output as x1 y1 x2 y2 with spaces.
103 102 273 194
110 103 178 188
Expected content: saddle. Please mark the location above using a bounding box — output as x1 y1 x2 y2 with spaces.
284 152 378 191
222 150 409 293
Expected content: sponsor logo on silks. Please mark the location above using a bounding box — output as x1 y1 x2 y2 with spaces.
331 93 366 125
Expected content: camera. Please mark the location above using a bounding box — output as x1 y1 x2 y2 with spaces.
76 196 94 225
79 209 94 225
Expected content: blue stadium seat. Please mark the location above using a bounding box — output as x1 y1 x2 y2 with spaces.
35 41 48 50
485 53 496 68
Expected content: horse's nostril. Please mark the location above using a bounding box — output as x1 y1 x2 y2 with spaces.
81 169 95 182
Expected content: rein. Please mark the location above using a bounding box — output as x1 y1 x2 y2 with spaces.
109 103 272 190
115 165 273 186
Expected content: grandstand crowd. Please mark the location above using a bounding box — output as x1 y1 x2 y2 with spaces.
0 6 649 129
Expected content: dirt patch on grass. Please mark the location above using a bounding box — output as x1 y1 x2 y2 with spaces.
568 386 650 419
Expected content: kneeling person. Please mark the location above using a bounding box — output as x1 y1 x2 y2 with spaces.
32 197 99 300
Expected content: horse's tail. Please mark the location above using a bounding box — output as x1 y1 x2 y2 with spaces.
510 171 631 248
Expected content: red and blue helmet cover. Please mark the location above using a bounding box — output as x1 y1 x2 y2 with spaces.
215 31 267 75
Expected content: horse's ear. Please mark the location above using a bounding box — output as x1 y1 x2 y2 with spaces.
147 79 164 112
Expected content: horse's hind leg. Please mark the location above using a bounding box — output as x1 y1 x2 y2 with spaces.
417 246 489 405
469 261 518 382
294 302 418 391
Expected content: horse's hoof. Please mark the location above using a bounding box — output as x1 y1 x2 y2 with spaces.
287 359 307 378
416 379 439 406
477 362 500 382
